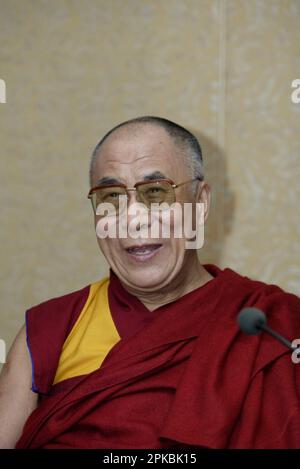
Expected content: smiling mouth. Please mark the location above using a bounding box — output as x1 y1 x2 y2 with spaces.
126 244 162 262
125 244 162 255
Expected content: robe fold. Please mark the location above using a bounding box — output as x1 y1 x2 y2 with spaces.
16 264 300 449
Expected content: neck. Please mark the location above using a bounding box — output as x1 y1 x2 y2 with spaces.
120 254 214 311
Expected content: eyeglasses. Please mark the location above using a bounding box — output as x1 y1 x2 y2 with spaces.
87 177 201 215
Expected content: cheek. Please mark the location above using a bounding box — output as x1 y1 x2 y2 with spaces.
97 237 121 262
101 237 117 249
169 236 188 255
159 207 187 242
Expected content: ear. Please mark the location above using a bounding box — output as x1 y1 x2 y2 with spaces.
196 180 211 223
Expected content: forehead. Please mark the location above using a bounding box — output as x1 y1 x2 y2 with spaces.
92 124 189 183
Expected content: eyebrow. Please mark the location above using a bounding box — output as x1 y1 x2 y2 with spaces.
95 171 168 186
95 176 122 185
143 171 167 181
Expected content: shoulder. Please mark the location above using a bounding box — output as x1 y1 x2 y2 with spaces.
24 277 109 394
227 266 300 308
205 264 300 377
27 283 91 316
216 263 299 302
26 276 109 318
219 264 300 337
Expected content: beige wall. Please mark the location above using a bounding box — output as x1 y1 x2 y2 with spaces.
0 0 300 357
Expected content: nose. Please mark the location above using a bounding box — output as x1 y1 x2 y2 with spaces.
125 188 139 205
121 189 151 234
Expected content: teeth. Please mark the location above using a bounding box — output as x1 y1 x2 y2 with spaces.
127 245 160 254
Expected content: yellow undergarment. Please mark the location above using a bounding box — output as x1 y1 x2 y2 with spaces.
53 277 121 384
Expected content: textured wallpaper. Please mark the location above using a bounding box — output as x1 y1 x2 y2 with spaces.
0 0 299 355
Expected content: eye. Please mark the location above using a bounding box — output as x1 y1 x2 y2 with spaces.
104 192 120 201
102 190 124 202
146 185 167 196
148 187 162 194
109 192 120 198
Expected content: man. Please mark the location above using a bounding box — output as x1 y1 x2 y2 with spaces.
0 116 300 448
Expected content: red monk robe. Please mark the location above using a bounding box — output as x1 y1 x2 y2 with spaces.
16 264 300 449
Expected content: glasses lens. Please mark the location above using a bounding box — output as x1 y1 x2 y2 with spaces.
91 186 126 214
137 181 175 209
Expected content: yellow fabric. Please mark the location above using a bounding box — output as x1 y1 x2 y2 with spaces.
53 277 121 384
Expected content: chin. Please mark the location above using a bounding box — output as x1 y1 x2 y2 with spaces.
123 268 170 291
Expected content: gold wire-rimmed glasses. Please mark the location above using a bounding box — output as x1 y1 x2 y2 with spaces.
87 177 202 215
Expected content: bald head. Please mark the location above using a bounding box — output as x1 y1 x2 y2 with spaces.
89 116 204 188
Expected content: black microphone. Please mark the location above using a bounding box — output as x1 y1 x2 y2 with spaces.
237 307 298 352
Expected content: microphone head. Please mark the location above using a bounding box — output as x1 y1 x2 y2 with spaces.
237 307 267 335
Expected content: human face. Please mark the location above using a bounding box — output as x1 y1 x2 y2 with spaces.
91 124 203 292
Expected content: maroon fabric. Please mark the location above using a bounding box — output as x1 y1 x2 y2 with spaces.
27 268 163 396
17 265 300 448
26 285 90 394
108 268 159 339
